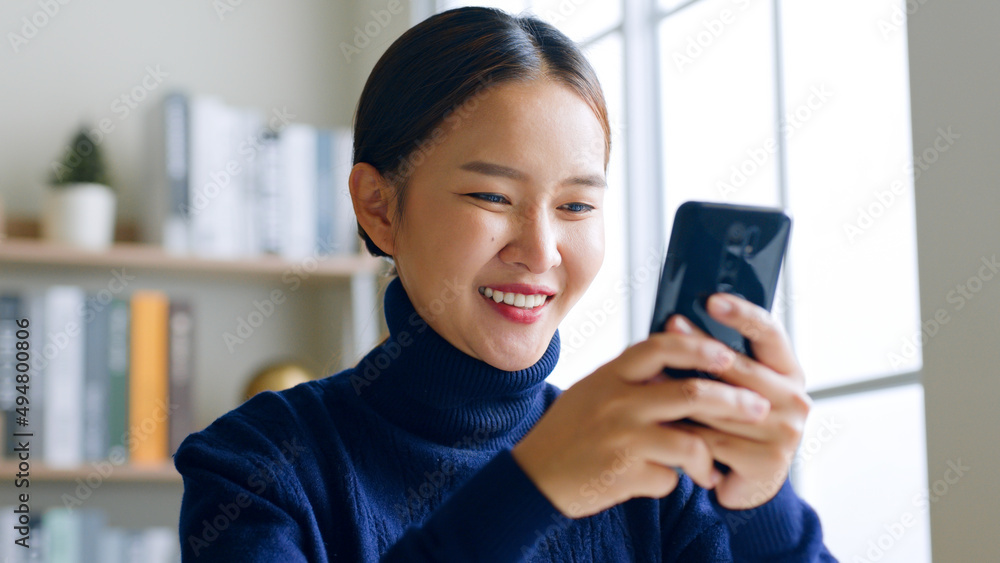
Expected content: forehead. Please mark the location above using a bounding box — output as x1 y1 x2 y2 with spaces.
434 79 608 173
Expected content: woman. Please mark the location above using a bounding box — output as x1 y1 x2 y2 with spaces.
176 7 835 561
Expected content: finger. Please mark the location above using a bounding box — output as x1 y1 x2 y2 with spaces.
679 423 789 480
615 332 742 384
675 413 774 443
686 424 791 509
705 294 801 379
666 315 789 398
636 424 722 490
634 377 770 424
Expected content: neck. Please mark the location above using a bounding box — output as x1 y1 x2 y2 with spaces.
357 277 560 449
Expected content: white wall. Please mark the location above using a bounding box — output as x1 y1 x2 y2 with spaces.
0 0 415 530
0 0 413 224
907 1 1000 559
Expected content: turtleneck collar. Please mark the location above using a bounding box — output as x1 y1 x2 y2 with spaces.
355 276 560 450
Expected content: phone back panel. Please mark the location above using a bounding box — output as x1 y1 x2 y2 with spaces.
649 201 791 378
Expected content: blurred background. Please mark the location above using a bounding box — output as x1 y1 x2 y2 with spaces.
1 0 998 561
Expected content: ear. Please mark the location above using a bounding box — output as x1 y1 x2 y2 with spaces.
349 162 396 256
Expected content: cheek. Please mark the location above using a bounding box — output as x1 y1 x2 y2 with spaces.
406 203 503 271
565 218 605 278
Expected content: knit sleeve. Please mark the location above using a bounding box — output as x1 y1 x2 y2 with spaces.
380 448 565 562
659 475 837 562
709 479 838 562
174 429 317 562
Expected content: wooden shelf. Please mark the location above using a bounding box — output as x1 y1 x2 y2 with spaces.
0 238 385 280
0 461 182 484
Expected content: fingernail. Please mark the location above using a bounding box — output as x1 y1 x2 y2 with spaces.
709 295 733 315
674 317 693 334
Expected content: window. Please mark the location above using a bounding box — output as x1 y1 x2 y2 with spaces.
430 1 927 560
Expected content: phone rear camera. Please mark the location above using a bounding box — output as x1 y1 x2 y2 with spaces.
727 223 745 243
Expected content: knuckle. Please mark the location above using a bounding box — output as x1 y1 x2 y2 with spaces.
788 390 813 417
652 468 679 497
775 417 805 444
679 432 707 459
679 379 705 403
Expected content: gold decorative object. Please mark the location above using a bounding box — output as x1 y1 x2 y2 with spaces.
243 361 315 402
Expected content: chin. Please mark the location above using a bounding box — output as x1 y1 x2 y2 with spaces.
483 341 549 372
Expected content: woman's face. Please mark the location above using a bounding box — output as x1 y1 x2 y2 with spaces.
386 78 607 371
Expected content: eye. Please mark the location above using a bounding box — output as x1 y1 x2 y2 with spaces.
560 202 595 214
468 193 509 204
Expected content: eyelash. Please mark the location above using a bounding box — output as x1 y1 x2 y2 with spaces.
468 193 595 214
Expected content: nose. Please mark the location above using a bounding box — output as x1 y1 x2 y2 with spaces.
499 208 562 274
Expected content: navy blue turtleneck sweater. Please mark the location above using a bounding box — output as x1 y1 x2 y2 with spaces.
175 277 835 561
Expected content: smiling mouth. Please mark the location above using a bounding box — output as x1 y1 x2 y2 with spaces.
477 286 551 310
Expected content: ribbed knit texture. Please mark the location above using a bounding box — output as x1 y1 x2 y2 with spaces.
175 276 836 562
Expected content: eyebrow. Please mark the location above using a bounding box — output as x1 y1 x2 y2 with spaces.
458 160 607 188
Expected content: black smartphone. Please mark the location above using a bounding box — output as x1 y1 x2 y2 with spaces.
649 200 792 380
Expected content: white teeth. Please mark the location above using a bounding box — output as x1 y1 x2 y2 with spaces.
479 287 549 309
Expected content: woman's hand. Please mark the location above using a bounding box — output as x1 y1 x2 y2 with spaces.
664 293 812 511
510 309 775 519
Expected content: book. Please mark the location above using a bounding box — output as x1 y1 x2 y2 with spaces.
23 290 47 469
107 297 130 461
43 508 105 563
43 286 86 468
0 293 21 458
129 290 170 465
187 95 232 259
168 299 195 454
145 90 191 254
316 129 334 257
331 128 360 255
255 129 283 255
83 292 111 461
231 106 266 258
279 123 319 261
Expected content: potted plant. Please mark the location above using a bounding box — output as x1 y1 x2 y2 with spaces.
42 127 117 250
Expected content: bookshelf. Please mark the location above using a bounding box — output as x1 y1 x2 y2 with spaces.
0 235 388 529
0 238 384 279
0 461 181 484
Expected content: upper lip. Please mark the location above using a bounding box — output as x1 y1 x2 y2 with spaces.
480 283 557 296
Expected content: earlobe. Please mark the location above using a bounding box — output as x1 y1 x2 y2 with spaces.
349 162 395 256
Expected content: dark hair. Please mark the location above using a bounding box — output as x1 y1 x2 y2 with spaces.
352 6 611 259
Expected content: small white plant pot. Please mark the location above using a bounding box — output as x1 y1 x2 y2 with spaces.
42 183 117 251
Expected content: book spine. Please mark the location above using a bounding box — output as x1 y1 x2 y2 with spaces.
333 128 359 255
83 293 110 461
215 104 242 259
78 508 106 563
279 124 318 260
256 130 282 255
0 294 21 458
25 291 46 469
163 91 191 254
42 286 86 469
316 130 333 257
106 298 130 461
129 291 170 465
144 91 190 254
43 508 81 563
236 108 266 258
168 300 195 455
188 96 229 258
